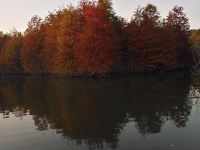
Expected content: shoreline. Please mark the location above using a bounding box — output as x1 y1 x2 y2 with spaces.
0 68 192 79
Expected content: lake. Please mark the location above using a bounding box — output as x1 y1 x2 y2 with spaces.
0 72 199 150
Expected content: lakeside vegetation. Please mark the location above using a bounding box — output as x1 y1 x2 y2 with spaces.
191 29 200 73
0 0 194 76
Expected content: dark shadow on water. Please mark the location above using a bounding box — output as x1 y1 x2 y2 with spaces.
0 72 193 149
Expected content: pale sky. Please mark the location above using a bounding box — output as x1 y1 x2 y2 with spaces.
0 0 199 33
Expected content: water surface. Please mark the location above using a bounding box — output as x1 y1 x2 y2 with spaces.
0 73 199 150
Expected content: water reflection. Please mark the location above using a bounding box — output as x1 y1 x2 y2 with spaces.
0 72 193 149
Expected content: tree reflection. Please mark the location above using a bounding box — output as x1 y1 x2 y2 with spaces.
0 72 192 149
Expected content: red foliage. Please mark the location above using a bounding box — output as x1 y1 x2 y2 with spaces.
21 16 44 73
75 2 119 75
1 2 192 75
126 5 167 71
42 23 58 74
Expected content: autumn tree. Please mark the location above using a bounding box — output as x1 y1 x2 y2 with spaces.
21 15 44 74
54 8 80 76
126 4 165 72
75 0 121 75
0 32 8 65
0 31 23 73
42 14 58 74
0 2 193 75
165 6 192 67
98 0 127 71
0 32 10 60
97 0 114 20
0 32 9 51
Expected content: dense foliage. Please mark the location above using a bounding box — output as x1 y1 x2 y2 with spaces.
0 0 193 76
191 29 200 72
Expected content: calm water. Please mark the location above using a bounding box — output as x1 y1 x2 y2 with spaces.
0 73 200 150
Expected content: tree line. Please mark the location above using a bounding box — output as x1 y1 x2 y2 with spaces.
0 0 193 76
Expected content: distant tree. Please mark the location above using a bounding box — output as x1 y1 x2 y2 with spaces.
0 32 9 51
190 29 200 72
165 6 192 67
21 15 44 74
97 0 113 17
191 29 200 45
0 32 4 50
0 32 9 67
0 31 23 73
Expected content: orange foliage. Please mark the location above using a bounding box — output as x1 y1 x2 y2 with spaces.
21 16 44 74
0 1 193 75
75 1 120 75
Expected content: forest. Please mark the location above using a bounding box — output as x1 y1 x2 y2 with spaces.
0 0 194 76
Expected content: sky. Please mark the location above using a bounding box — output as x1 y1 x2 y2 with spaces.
0 0 199 33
